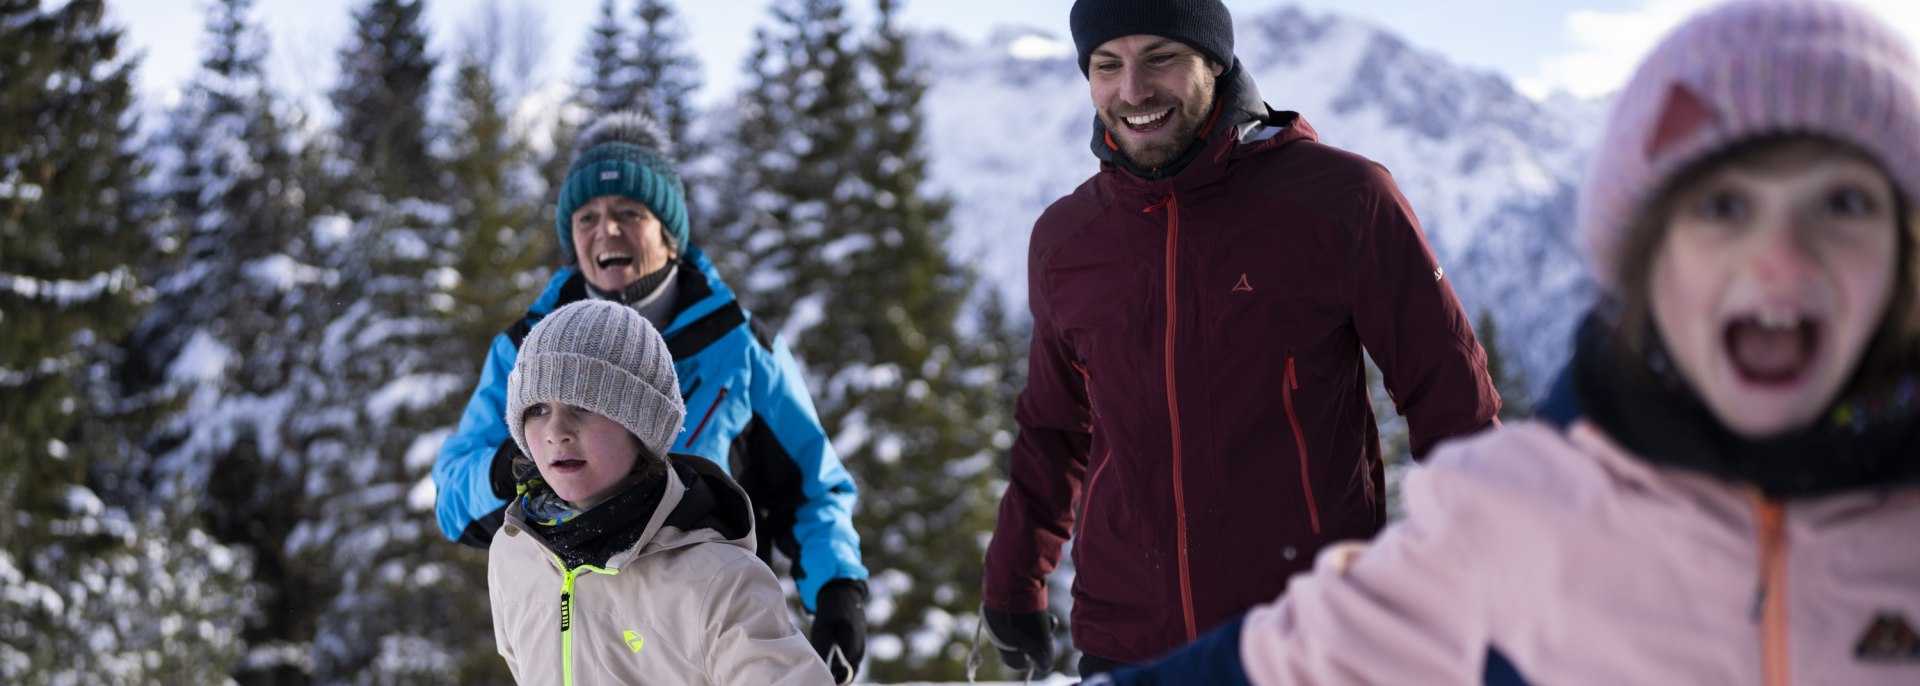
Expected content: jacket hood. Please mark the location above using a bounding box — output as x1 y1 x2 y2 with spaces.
1089 58 1301 181
617 455 756 566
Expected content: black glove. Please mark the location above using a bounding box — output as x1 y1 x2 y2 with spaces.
809 580 867 685
983 605 1057 675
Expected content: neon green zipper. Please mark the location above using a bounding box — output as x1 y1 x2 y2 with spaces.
551 554 618 686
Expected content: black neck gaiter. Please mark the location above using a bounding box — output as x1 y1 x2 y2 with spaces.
586 260 676 306
1571 310 1920 499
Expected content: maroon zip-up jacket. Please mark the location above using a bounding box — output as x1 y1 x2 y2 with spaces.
983 65 1501 665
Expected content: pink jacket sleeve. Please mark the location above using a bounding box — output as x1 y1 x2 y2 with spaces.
1239 441 1514 685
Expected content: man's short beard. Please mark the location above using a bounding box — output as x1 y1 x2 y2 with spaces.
1102 80 1218 170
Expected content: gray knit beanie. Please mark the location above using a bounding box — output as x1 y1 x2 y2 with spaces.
506 300 685 465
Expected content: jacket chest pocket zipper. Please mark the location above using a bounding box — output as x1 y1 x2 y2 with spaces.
687 386 730 444
1076 449 1113 541
1282 352 1323 535
1070 357 1106 541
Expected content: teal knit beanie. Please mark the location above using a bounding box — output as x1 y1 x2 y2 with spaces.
555 111 689 262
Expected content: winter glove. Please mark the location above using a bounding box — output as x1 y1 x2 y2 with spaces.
982 605 1057 675
809 579 868 685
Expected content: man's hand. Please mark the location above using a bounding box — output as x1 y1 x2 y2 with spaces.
809 580 867 685
982 605 1057 675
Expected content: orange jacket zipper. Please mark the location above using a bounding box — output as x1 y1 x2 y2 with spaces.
1146 193 1197 642
1750 495 1789 686
1282 353 1323 535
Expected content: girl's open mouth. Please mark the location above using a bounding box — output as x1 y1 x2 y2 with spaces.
1724 312 1820 386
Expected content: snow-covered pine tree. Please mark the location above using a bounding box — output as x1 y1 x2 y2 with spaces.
629 0 701 163
821 2 1022 678
241 1 514 681
0 0 248 681
626 0 711 230
126 1 324 680
580 0 637 117
722 0 1022 678
719 0 864 318
542 0 642 245
445 47 551 355
331 0 439 201
135 0 310 501
285 191 502 684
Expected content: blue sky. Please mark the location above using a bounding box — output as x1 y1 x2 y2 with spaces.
114 0 1920 108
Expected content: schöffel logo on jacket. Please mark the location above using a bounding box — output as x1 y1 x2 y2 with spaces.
1855 612 1920 662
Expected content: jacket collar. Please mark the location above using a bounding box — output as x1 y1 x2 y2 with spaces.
1561 307 1920 501
537 244 739 335
504 455 757 570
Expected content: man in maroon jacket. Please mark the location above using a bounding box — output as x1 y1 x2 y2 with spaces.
979 0 1503 678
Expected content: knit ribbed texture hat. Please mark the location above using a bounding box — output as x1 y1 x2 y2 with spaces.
555 111 690 262
1069 0 1234 77
1579 0 1920 290
506 300 685 466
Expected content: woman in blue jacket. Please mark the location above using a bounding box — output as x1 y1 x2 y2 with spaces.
432 111 869 682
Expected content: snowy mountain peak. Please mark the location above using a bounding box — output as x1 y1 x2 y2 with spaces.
994 29 1075 62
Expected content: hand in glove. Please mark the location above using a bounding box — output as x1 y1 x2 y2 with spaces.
982 605 1057 675
809 580 868 685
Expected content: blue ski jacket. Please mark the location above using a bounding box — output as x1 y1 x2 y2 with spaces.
433 245 867 609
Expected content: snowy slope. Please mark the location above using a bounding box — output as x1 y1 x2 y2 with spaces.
919 5 1610 393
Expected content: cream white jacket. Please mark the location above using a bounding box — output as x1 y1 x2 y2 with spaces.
489 456 832 685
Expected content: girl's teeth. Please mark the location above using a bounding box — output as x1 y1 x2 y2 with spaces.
1756 310 1801 330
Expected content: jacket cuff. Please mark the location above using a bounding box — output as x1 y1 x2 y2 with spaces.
982 587 1048 614
1108 616 1250 686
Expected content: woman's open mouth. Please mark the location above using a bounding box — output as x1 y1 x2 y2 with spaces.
595 251 634 270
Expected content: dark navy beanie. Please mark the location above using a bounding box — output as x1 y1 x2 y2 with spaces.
555 111 689 262
1070 0 1235 77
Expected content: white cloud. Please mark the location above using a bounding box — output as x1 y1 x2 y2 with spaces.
1530 0 1920 99
1531 0 1714 99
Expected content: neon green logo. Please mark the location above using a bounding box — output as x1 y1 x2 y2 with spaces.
623 630 645 653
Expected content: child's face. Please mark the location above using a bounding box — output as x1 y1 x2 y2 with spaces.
522 402 643 508
1649 143 1900 438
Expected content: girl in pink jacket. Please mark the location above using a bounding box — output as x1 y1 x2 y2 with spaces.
1096 1 1920 684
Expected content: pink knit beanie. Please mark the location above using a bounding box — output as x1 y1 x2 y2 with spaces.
1579 0 1920 290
